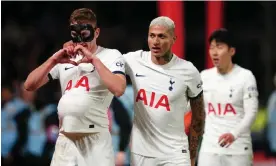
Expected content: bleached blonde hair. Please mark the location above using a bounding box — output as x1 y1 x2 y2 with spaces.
149 16 175 35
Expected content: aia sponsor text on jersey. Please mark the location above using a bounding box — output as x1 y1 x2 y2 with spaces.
135 89 170 111
207 103 236 115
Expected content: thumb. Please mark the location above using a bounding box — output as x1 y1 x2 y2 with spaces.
218 134 225 143
73 45 84 54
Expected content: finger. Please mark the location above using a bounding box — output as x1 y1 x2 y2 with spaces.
223 135 230 143
64 48 74 56
220 141 227 147
218 135 226 143
77 58 90 65
225 142 232 148
63 40 74 48
73 45 84 53
218 138 225 145
69 46 74 53
68 60 78 66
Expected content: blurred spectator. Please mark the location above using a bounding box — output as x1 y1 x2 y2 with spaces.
111 76 134 166
42 104 59 163
1 82 34 166
266 73 276 157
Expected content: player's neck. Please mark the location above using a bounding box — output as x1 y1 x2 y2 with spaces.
88 44 98 56
217 62 234 75
151 51 173 65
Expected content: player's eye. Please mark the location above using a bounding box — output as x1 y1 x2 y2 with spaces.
209 45 215 49
71 31 77 38
217 45 224 49
158 34 166 39
81 30 91 38
149 34 155 38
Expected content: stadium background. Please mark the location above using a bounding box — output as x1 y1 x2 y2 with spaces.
1 1 276 166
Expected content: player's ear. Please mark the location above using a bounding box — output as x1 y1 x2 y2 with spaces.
94 28 100 39
230 47 235 57
172 35 177 44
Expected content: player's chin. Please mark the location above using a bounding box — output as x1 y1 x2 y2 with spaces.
212 61 220 68
151 52 163 58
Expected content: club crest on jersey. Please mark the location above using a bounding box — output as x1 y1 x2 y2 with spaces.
169 78 175 91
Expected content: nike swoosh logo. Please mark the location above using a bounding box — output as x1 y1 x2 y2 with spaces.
65 66 75 70
135 73 146 77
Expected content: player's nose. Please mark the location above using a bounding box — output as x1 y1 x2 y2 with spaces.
153 38 160 45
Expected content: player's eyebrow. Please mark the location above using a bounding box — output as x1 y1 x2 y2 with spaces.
149 32 167 37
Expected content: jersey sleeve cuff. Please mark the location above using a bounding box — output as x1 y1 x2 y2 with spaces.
188 90 203 100
48 73 53 81
112 71 126 76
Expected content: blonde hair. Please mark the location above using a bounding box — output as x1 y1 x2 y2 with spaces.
149 16 175 33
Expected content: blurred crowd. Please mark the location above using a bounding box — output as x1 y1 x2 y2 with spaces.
1 1 276 166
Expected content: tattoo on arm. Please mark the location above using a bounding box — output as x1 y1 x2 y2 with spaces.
189 92 205 160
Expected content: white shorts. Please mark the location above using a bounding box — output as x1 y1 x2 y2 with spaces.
198 152 253 166
131 152 191 166
50 131 114 166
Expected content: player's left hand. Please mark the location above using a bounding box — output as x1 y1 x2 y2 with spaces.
73 45 98 65
218 133 235 148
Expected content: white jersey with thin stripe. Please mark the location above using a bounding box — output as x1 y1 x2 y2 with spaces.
49 46 125 133
200 65 258 155
124 50 203 157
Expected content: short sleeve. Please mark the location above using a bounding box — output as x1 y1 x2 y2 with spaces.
187 65 203 99
109 52 125 76
48 64 60 80
123 50 143 76
122 52 132 75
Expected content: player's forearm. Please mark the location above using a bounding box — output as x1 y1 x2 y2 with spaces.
93 58 126 97
189 93 205 160
230 97 258 139
24 58 56 91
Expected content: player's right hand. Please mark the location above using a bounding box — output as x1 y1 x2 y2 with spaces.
50 49 77 65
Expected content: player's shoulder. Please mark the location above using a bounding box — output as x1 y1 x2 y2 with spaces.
175 58 200 75
200 67 217 79
123 50 149 61
175 57 196 70
97 46 123 60
235 65 256 80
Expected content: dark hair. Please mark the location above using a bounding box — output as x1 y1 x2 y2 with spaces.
69 8 97 26
208 28 235 48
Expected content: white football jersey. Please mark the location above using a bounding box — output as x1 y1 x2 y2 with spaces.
49 46 125 133
200 65 258 155
124 50 203 157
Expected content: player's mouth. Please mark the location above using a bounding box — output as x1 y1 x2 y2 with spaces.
212 58 220 64
152 47 161 53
